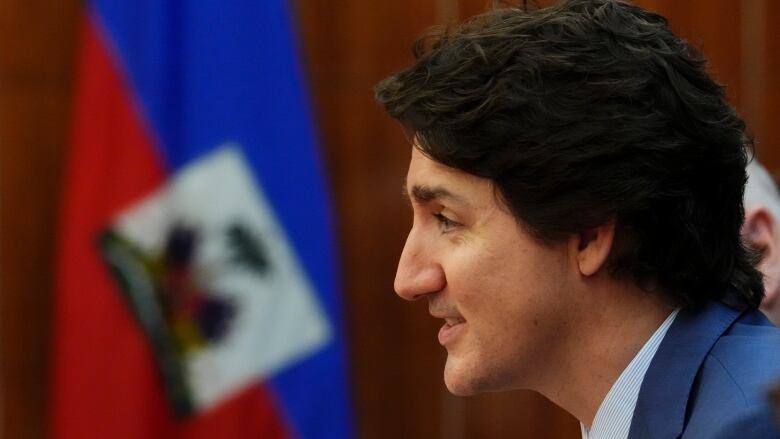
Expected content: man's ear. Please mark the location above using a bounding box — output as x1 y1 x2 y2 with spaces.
743 206 780 306
572 222 616 277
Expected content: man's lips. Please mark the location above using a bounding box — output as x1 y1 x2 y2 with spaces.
443 317 465 326
436 316 466 346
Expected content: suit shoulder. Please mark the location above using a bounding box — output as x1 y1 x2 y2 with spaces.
682 311 780 436
709 310 780 395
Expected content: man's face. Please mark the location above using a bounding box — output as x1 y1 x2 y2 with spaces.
395 148 577 395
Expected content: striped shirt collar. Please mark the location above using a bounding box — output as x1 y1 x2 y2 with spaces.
581 309 680 439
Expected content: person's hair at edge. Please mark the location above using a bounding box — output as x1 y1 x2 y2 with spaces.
375 0 764 310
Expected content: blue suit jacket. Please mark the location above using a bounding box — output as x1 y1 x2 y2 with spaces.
628 302 780 438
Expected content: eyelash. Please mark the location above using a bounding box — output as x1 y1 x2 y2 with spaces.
433 212 458 232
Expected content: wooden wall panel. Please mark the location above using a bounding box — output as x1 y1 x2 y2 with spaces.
765 2 780 167
750 0 780 168
0 1 80 438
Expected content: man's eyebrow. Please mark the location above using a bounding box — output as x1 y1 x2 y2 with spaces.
402 183 468 206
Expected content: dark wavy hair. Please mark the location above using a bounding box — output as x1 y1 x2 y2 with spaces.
375 0 763 310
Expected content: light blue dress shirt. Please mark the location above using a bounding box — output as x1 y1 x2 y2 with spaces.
581 309 680 439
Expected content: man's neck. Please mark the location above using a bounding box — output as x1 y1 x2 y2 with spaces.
537 279 675 427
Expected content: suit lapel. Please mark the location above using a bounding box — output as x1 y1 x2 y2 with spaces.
627 302 742 439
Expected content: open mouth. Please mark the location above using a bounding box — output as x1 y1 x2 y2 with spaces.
444 317 465 327
438 317 466 346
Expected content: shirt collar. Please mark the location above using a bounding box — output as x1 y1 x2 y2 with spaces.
581 309 680 439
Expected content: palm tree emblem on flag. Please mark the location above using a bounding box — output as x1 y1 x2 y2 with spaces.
98 146 332 416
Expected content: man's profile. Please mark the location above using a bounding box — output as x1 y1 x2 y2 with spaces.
375 0 780 437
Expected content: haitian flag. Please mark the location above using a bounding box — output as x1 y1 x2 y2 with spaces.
51 1 353 438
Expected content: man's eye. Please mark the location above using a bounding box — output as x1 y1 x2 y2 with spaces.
433 212 458 232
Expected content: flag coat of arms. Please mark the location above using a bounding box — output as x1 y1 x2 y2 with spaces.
52 1 352 438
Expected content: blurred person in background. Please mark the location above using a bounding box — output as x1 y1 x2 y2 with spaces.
744 160 780 325
376 0 780 437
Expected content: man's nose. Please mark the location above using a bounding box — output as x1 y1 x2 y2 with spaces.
394 230 446 301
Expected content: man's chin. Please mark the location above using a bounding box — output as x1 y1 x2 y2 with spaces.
443 359 482 396
444 377 477 396
443 356 518 396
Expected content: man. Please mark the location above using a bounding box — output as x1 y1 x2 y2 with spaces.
744 160 780 324
375 0 780 437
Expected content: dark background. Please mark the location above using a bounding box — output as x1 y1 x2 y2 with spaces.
1 0 778 437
